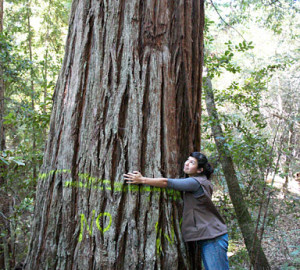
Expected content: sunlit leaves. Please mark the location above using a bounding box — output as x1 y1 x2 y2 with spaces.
0 150 25 166
205 40 255 79
0 1 71 264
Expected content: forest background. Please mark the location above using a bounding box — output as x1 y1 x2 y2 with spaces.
0 0 299 269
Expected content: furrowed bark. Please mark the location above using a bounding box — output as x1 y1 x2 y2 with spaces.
25 1 205 269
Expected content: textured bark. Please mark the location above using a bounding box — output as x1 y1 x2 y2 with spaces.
25 0 204 269
204 77 271 269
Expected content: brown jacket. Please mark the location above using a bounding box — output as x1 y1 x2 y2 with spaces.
181 176 227 242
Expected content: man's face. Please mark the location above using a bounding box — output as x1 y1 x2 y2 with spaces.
183 156 201 176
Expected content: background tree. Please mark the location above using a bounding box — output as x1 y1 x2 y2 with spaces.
0 0 70 268
0 1 11 268
25 0 204 269
0 0 298 268
201 0 300 268
204 75 270 269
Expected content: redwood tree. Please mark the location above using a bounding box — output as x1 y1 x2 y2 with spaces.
25 0 204 269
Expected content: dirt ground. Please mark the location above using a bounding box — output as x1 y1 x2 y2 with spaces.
228 179 300 269
263 179 300 269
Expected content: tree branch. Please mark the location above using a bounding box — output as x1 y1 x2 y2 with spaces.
209 0 246 40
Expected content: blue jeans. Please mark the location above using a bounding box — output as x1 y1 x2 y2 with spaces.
197 233 229 270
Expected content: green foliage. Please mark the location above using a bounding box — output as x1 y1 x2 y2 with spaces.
205 40 254 78
203 40 274 189
209 0 299 35
1 0 70 173
0 0 71 267
228 245 250 269
0 0 298 268
0 150 25 166
203 1 299 268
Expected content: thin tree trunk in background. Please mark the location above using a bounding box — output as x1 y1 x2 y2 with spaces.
42 0 51 139
0 1 9 269
26 1 37 179
9 201 16 267
204 77 271 269
283 121 294 188
0 0 4 151
3 235 10 270
43 48 48 114
283 84 296 189
25 0 204 269
43 47 48 138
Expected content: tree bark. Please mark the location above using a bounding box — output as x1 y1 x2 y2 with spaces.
204 77 271 270
25 0 204 269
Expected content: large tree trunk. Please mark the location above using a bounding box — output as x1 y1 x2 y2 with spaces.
25 0 204 269
204 77 270 269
